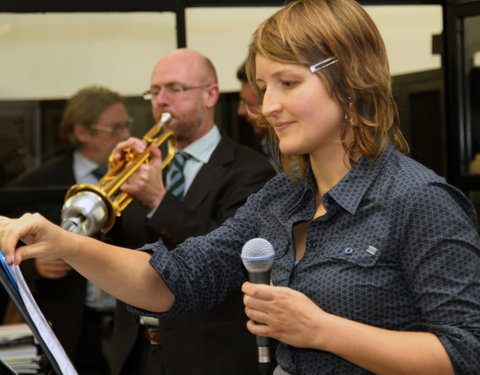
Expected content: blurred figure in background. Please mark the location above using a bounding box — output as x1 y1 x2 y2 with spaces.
8 85 132 375
237 60 280 173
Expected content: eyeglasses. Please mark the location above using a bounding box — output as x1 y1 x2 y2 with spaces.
143 84 209 101
91 118 133 136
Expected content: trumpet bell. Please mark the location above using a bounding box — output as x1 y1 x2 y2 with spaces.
61 189 111 236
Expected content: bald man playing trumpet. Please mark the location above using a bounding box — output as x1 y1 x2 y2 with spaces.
104 49 275 375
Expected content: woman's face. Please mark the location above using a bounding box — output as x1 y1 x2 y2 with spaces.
255 55 344 157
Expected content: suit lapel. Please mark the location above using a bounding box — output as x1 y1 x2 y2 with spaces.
183 136 233 208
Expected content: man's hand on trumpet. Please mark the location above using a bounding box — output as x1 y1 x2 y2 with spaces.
110 137 167 209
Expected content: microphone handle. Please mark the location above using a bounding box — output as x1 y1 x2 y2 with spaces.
248 270 271 363
248 271 270 285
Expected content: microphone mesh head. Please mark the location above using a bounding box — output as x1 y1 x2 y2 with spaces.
241 238 275 272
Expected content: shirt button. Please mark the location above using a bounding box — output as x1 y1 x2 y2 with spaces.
344 247 353 255
310 241 318 248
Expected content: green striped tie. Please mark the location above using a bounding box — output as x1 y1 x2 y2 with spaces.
169 152 190 199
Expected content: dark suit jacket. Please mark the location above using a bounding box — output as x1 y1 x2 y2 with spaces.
111 135 276 375
11 152 89 362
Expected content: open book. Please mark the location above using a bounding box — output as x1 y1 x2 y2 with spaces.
0 254 77 375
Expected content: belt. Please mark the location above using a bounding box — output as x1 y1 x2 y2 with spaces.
139 316 161 345
139 316 159 327
140 327 162 345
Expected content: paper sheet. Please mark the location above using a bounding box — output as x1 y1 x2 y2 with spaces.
3 258 78 375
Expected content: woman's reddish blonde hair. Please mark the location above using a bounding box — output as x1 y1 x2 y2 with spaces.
246 0 408 180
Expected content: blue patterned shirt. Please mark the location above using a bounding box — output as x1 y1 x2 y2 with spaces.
131 143 480 374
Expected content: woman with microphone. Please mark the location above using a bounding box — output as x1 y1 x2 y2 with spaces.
1 0 480 374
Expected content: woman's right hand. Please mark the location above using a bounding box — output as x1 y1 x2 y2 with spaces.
242 282 328 350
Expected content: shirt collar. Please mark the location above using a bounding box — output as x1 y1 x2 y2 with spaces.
295 143 394 216
73 151 101 182
181 125 221 164
328 143 394 215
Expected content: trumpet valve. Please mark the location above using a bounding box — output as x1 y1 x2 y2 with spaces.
123 147 137 163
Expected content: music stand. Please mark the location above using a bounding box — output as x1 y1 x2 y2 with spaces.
0 256 75 375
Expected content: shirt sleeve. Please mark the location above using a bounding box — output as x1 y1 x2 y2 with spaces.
397 180 480 374
127 185 269 319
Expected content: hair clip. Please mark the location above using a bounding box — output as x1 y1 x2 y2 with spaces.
309 57 338 73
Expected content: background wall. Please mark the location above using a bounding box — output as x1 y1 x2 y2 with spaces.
0 5 442 100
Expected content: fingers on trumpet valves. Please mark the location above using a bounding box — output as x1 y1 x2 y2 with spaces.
124 147 137 163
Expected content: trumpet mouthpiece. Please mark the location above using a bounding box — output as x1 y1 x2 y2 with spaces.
160 112 172 124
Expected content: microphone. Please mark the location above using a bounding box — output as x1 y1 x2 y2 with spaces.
241 238 275 365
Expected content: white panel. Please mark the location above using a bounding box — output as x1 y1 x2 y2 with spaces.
0 12 177 100
0 5 443 100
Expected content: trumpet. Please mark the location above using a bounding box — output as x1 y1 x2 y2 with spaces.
61 112 175 236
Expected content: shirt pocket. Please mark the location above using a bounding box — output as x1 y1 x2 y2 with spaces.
322 240 382 268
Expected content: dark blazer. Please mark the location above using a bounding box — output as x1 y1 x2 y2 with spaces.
111 135 276 375
12 152 75 223
11 152 89 362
